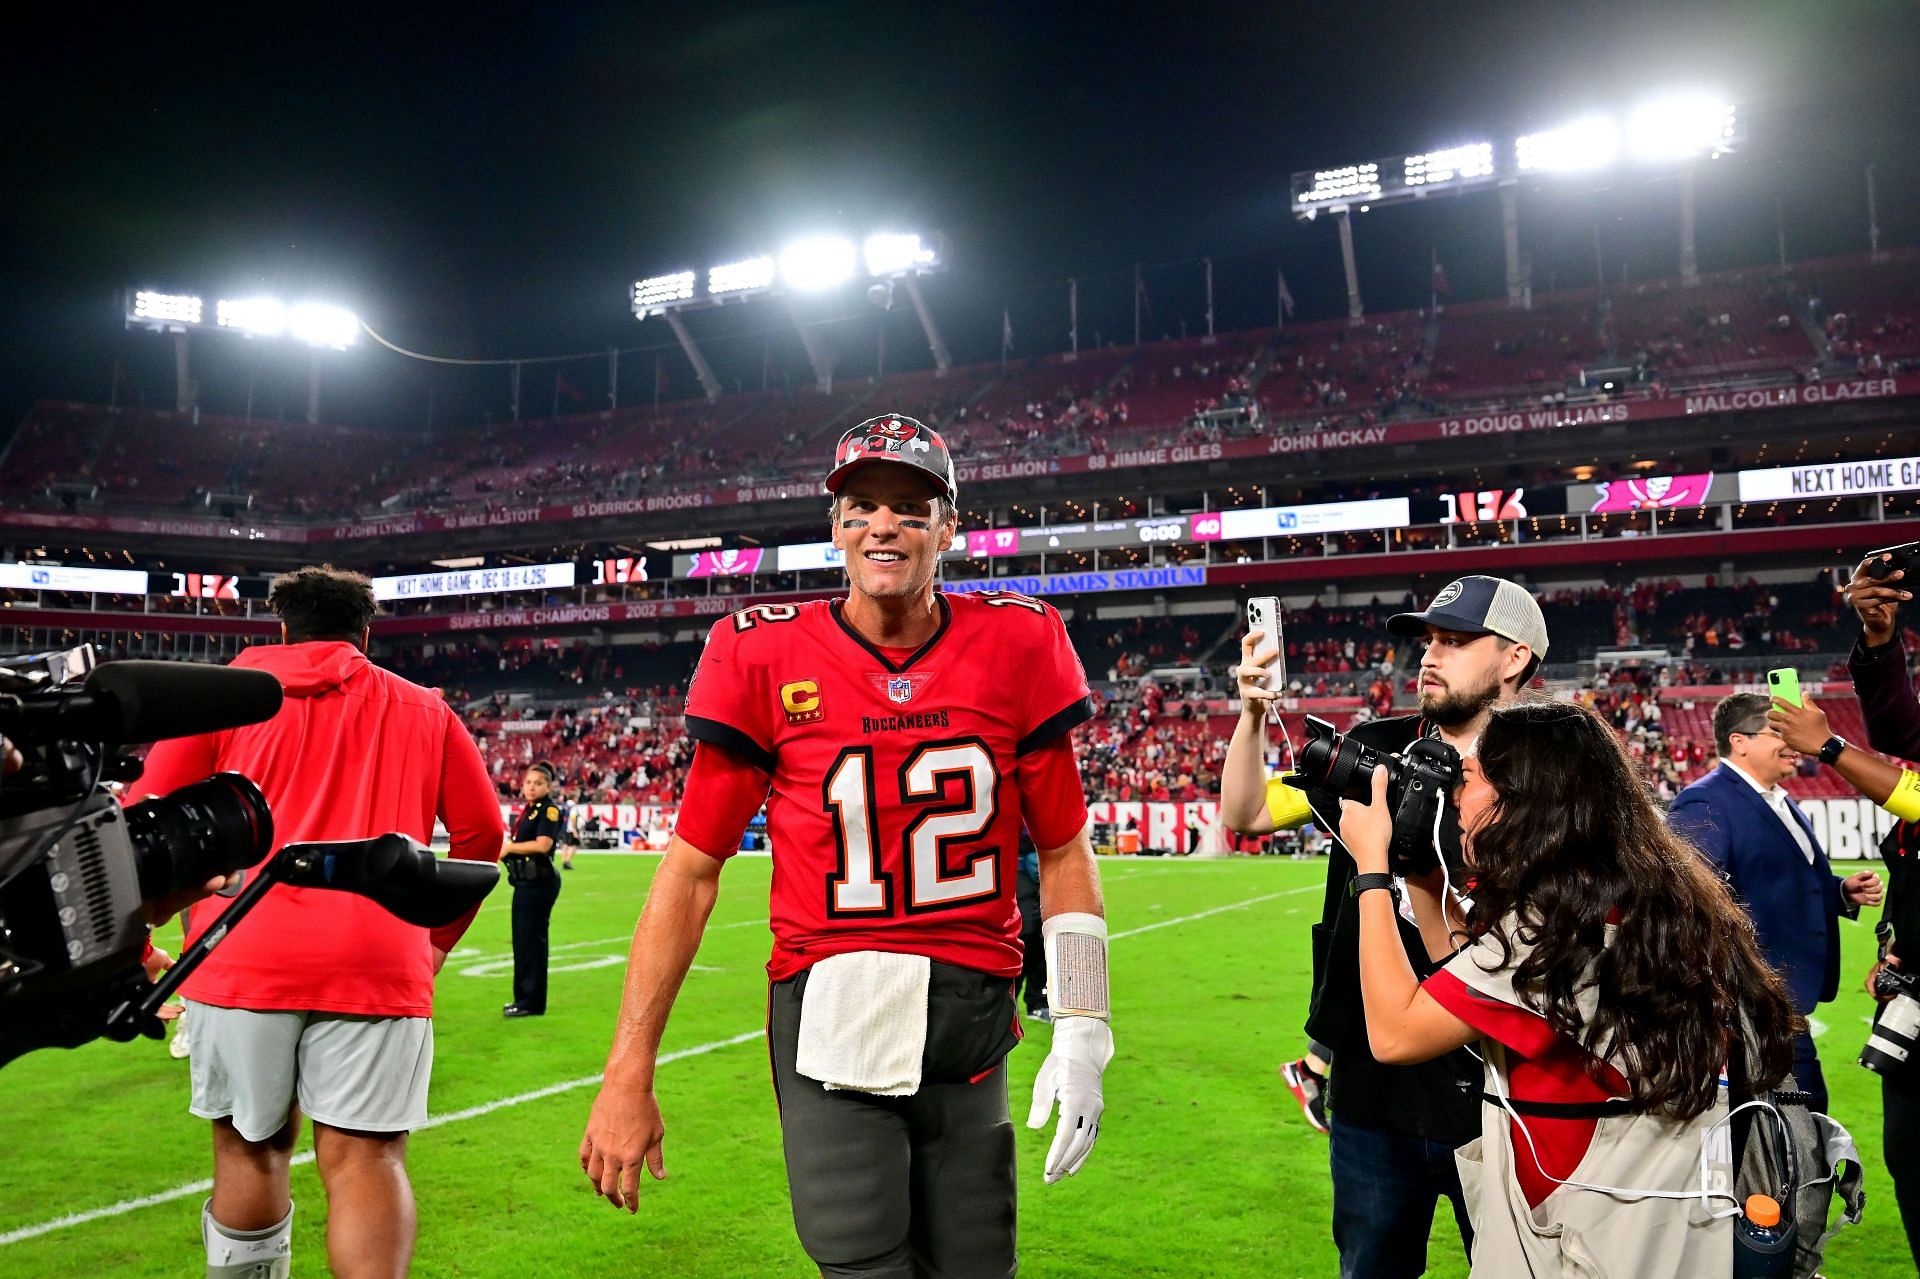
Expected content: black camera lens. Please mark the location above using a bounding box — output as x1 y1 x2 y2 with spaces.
1293 717 1397 804
124 772 274 904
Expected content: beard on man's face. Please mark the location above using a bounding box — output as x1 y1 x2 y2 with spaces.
1418 668 1503 726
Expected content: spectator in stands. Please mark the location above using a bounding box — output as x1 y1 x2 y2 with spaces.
1831 547 1920 1267
1667 693 1883 1114
1344 699 1798 1275
1219 576 1550 1277
133 566 504 1279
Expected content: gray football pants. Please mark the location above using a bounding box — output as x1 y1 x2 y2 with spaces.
768 975 1018 1279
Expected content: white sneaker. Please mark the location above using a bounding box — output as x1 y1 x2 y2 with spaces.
169 1015 191 1059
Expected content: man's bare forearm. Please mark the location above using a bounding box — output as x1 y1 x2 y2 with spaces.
1037 824 1105 920
603 841 722 1089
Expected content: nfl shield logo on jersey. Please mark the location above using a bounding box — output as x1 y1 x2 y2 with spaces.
887 676 914 704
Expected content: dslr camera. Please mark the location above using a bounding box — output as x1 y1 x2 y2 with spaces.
1862 923 1920 1080
1285 715 1461 875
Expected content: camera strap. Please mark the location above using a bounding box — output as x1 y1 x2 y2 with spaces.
1479 1092 1638 1120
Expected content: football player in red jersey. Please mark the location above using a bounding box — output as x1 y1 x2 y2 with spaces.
581 415 1112 1278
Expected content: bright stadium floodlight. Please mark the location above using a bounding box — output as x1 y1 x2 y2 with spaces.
214 296 288 337
131 290 203 326
779 236 857 292
632 270 696 316
1627 94 1737 163
1295 163 1382 208
708 256 776 296
1404 142 1494 187
287 302 360 349
863 232 941 277
1515 115 1620 172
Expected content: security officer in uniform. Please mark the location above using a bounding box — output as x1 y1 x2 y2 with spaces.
503 760 564 1018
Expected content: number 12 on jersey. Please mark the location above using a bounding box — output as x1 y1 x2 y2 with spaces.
823 738 1001 917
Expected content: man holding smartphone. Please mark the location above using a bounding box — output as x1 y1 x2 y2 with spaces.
1220 576 1549 1279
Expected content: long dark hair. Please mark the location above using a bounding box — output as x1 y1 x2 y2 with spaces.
1464 699 1797 1119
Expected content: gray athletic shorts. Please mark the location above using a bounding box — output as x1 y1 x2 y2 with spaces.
184 1000 433 1141
769 962 1021 1279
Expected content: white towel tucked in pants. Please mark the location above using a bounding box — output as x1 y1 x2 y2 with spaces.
794 950 931 1096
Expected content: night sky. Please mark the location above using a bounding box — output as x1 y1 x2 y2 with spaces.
5 1 1919 436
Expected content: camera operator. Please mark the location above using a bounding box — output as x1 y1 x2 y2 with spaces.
1220 576 1549 1279
1343 699 1797 1275
1833 547 1920 1268
132 566 505 1279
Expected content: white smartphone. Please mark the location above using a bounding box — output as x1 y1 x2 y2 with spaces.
1246 596 1284 721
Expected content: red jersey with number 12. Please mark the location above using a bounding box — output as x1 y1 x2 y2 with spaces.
684 592 1094 980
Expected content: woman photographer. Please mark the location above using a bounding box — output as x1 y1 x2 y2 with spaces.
1342 699 1797 1277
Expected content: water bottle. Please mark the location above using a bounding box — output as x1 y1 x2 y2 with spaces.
1732 1193 1795 1278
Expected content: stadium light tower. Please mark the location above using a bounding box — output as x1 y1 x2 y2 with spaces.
631 231 949 400
125 289 360 422
1290 94 1740 312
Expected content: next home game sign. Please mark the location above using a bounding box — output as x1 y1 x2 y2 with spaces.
370 561 577 603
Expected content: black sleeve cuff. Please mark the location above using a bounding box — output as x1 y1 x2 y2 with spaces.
686 714 777 774
1851 630 1902 667
1017 695 1098 756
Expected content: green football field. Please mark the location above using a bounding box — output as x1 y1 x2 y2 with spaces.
0 855 1908 1277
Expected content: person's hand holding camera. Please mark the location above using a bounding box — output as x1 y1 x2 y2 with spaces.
1767 695 1831 755
1338 767 1394 877
1847 553 1910 647
1235 630 1282 720
1868 953 1903 1001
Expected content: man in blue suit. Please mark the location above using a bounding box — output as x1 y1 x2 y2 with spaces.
1670 692 1884 1112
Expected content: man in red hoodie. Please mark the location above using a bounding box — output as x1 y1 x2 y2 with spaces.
134 566 504 1279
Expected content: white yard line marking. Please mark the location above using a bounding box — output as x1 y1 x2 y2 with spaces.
1108 886 1314 940
0 1031 762 1246
3 886 1301 1246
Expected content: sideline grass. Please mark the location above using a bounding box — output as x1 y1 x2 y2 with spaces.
0 856 1906 1276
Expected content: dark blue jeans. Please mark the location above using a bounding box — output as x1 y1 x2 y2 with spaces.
1329 1115 1473 1279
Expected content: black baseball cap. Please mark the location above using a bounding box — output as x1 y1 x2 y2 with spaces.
1388 575 1549 659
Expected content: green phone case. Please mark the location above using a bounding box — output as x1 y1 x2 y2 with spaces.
1767 668 1802 708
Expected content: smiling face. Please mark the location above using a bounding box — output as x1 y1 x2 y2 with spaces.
1728 720 1800 788
1416 625 1530 727
830 465 957 603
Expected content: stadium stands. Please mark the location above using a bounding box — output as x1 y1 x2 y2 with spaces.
1428 292 1601 398
1264 312 1431 415
1607 268 1814 379
1804 248 1920 367
3 250 1914 522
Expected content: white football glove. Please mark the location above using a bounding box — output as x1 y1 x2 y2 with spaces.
1025 911 1113 1183
1026 1014 1113 1182
1021 1013 1113 1182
